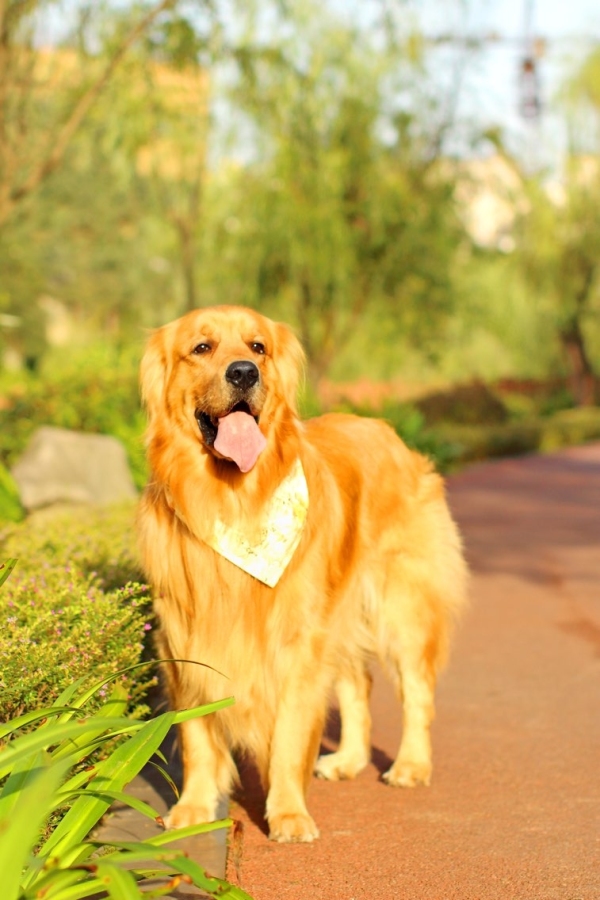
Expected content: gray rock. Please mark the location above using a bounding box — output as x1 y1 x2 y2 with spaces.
11 426 137 511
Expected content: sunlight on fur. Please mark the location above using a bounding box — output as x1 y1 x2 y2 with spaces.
137 305 468 843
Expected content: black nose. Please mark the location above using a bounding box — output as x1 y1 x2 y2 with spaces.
225 360 260 391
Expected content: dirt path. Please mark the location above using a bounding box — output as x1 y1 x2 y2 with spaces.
227 444 600 900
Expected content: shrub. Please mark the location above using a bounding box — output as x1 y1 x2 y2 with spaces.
0 343 148 493
414 381 509 426
0 503 154 721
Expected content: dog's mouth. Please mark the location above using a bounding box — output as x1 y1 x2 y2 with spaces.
195 402 267 473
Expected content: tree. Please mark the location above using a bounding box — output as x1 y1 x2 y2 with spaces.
0 0 178 229
514 46 600 406
218 7 465 384
515 167 600 406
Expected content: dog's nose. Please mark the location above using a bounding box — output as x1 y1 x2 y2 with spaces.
225 360 260 391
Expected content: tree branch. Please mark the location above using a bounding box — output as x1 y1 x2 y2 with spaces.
2 0 178 225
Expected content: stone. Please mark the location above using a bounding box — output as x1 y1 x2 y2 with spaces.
11 426 137 511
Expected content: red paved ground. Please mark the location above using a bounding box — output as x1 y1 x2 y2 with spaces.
227 444 600 900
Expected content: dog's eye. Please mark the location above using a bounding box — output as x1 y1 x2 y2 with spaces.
192 343 211 355
251 342 266 355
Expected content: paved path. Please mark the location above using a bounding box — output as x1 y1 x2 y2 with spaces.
226 444 600 899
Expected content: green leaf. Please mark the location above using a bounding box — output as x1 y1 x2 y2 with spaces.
0 717 143 780
0 557 17 588
67 658 227 714
30 712 178 878
0 754 70 900
141 818 234 846
57 788 162 823
165 854 254 899
171 696 234 723
0 706 86 742
145 759 179 800
94 862 141 900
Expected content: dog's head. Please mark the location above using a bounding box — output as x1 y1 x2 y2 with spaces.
141 306 305 473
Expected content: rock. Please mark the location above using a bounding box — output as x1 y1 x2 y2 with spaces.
11 426 137 511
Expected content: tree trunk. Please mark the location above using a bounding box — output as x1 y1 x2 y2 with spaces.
560 318 596 407
174 215 199 312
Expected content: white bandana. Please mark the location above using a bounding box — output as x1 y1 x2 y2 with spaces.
205 458 309 587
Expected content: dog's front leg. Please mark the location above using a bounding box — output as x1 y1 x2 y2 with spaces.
166 716 234 829
265 675 326 843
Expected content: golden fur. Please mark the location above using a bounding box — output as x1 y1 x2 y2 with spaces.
138 305 468 842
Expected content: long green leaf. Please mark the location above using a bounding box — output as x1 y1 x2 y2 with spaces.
21 868 88 900
0 706 85 741
31 698 234 878
94 861 140 900
50 686 129 762
66 658 224 714
31 713 178 877
57 788 162 823
0 754 70 900
144 759 179 799
76 840 186 868
139 818 234 845
28 873 109 900
53 675 91 709
0 751 60 823
0 717 143 780
164 854 254 900
172 696 235 722
0 557 17 588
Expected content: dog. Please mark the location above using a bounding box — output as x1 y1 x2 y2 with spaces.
137 305 467 843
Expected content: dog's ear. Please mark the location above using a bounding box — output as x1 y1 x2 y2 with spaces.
140 327 169 421
272 321 305 412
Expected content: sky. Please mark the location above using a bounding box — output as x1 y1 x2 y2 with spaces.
431 0 600 167
37 0 600 170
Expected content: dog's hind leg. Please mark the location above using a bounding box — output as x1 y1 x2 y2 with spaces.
378 562 449 789
166 716 235 829
314 663 372 781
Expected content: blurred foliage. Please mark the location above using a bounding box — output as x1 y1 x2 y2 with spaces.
0 344 147 491
0 502 154 721
414 381 508 426
0 463 24 523
435 407 600 468
514 170 600 406
0 0 599 431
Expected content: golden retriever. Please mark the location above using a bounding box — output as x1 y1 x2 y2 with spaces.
137 305 467 843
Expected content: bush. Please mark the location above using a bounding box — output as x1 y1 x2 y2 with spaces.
0 503 154 721
414 381 509 426
434 406 600 466
0 343 148 493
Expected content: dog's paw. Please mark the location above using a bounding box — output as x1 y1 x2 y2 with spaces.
268 812 320 843
314 750 368 781
382 759 432 788
164 802 216 830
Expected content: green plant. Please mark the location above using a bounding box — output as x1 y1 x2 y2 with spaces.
0 463 23 522
0 671 252 900
0 344 148 493
0 506 154 721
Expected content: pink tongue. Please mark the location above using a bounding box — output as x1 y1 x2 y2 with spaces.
214 410 267 473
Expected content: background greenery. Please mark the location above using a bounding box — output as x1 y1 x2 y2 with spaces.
0 0 600 395
0 503 153 722
1 0 600 725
